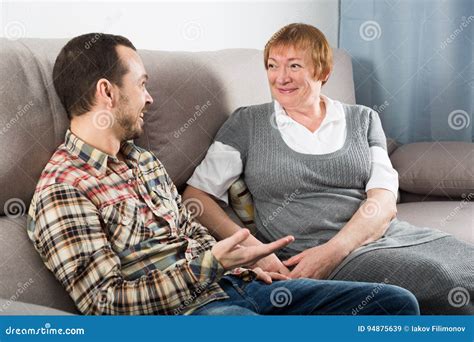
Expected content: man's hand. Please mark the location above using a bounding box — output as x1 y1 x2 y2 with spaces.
212 229 294 270
283 242 345 279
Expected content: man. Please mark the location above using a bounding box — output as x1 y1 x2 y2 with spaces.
27 33 419 315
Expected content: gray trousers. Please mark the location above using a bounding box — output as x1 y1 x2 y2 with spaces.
330 236 474 314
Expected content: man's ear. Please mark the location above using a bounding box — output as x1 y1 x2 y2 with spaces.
95 78 116 108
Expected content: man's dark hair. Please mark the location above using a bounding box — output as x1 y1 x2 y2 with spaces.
53 33 136 119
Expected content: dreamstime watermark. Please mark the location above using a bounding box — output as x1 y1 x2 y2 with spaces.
359 198 382 219
270 110 293 130
0 278 34 313
173 280 211 315
448 109 471 130
372 100 390 114
262 189 300 228
104 10 123 31
93 288 115 313
181 21 203 41
173 100 212 139
440 192 473 226
359 21 382 41
3 198 26 218
352 278 389 315
92 110 115 130
440 16 474 50
270 287 293 308
4 323 85 336
447 287 470 308
183 198 204 219
3 21 26 41
84 32 103 50
83 11 123 49
0 101 34 136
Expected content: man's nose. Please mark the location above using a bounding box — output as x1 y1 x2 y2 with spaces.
145 89 153 105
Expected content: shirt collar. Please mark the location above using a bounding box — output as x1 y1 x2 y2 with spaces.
274 94 344 126
64 129 141 174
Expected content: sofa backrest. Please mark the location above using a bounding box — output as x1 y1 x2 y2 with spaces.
0 38 355 214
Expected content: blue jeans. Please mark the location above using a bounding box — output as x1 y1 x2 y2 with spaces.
191 275 419 315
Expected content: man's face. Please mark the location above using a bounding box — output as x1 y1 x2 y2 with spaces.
114 45 153 141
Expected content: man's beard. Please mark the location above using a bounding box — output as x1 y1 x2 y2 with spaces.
115 96 143 141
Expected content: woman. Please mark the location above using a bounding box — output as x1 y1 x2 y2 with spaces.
184 23 473 314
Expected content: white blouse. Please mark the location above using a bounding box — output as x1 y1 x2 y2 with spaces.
188 95 398 204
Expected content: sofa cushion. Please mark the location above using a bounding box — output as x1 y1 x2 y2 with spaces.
386 137 400 156
0 298 74 315
228 178 256 231
396 201 473 245
398 191 454 203
390 142 474 198
0 38 69 215
0 216 78 314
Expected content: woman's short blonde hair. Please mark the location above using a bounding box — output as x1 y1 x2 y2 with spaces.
264 23 333 85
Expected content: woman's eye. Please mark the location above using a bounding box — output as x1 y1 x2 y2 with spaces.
268 64 276 69
290 64 301 69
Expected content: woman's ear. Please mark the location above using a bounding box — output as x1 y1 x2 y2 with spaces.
322 71 330 82
319 70 332 86
314 68 331 83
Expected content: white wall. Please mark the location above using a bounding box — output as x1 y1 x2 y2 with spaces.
0 0 340 51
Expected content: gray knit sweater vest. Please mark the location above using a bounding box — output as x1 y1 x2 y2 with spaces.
215 101 388 258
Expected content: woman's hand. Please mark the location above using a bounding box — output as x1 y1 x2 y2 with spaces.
252 253 291 276
283 242 346 279
252 267 291 284
283 188 397 280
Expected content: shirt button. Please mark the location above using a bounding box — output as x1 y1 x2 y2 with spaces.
127 180 133 185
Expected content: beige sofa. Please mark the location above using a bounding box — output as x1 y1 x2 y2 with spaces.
0 38 472 315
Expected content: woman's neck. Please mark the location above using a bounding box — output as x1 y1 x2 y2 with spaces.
284 96 326 133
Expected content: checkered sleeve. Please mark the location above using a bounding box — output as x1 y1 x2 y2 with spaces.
29 183 226 315
168 173 219 251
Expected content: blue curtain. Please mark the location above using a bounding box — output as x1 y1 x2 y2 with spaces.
339 0 473 144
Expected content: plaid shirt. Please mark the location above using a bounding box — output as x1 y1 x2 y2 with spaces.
27 129 253 315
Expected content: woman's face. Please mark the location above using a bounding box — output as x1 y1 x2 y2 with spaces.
267 45 324 111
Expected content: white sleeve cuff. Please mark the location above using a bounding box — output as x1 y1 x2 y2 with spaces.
186 141 243 205
365 146 399 200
